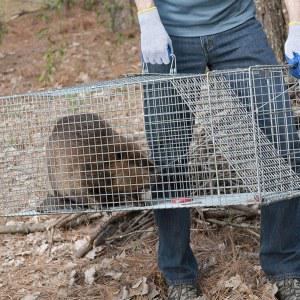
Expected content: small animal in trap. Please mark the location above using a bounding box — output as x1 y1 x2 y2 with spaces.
39 113 154 211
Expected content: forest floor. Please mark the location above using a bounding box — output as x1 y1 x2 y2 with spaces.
0 5 278 300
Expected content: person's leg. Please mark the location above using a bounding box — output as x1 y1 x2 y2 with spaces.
208 17 300 280
143 36 207 285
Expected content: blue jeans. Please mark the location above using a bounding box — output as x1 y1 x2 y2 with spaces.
144 17 300 284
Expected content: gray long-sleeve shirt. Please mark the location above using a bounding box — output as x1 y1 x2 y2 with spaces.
155 0 256 36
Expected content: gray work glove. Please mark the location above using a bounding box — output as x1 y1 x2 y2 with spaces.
138 7 173 65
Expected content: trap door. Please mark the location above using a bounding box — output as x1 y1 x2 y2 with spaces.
248 66 300 202
170 68 300 205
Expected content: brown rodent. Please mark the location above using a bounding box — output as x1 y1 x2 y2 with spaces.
39 113 153 211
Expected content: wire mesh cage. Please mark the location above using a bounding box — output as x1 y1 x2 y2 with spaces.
1 65 300 216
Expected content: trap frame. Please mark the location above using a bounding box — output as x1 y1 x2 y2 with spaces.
1 65 300 216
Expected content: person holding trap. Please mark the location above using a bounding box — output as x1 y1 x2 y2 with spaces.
135 0 300 299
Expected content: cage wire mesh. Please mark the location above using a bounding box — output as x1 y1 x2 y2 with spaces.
1 65 300 216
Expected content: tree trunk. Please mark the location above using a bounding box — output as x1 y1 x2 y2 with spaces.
255 0 288 63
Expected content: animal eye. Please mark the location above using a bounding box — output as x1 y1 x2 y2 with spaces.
115 152 123 160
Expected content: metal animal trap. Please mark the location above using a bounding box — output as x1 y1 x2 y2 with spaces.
1 65 300 216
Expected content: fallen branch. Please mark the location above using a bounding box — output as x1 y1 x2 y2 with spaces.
0 212 103 235
49 214 82 229
65 213 102 229
0 223 48 234
228 205 259 217
206 218 259 231
194 206 259 220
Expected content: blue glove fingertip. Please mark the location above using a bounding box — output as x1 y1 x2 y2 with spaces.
286 55 296 66
287 52 300 65
286 52 300 79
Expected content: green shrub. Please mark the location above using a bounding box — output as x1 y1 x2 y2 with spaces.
44 0 77 11
83 0 98 10
39 43 65 84
0 3 7 44
0 21 7 44
103 0 124 32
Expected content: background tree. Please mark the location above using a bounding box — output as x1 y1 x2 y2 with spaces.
256 0 288 62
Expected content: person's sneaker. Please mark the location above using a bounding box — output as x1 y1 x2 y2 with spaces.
276 278 300 300
167 284 207 300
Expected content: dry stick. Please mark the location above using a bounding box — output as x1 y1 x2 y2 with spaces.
206 218 259 231
196 206 259 220
245 229 260 239
105 229 156 242
127 211 153 232
125 210 151 232
93 222 118 248
48 226 55 257
117 212 154 245
46 214 78 257
65 213 102 229
75 222 103 258
46 214 72 229
193 218 211 227
49 213 86 229
121 218 155 245
93 211 140 247
75 211 137 258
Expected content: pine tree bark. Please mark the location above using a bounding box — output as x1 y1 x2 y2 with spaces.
255 0 288 63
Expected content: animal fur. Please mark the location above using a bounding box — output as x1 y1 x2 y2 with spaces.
39 113 153 211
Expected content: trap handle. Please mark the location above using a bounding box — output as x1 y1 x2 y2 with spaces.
169 53 177 75
142 52 177 75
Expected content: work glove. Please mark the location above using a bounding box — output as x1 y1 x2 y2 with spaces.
138 7 173 64
285 24 300 78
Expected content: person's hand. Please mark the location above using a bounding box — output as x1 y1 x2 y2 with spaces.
138 7 173 64
285 24 300 78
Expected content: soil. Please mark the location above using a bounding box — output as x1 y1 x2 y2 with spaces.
0 5 278 300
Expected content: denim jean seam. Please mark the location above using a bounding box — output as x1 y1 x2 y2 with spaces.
199 36 209 61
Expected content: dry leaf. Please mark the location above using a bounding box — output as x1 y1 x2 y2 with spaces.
77 72 90 83
84 266 97 285
261 282 278 300
117 286 130 300
21 292 41 300
86 248 97 260
99 257 113 269
147 283 160 300
105 271 122 280
69 270 80 287
224 275 243 290
86 246 104 260
129 277 149 297
65 262 77 271
36 243 48 255
74 239 88 252
116 250 126 260
132 278 143 289
14 258 25 267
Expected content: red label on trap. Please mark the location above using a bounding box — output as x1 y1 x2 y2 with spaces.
171 197 192 204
